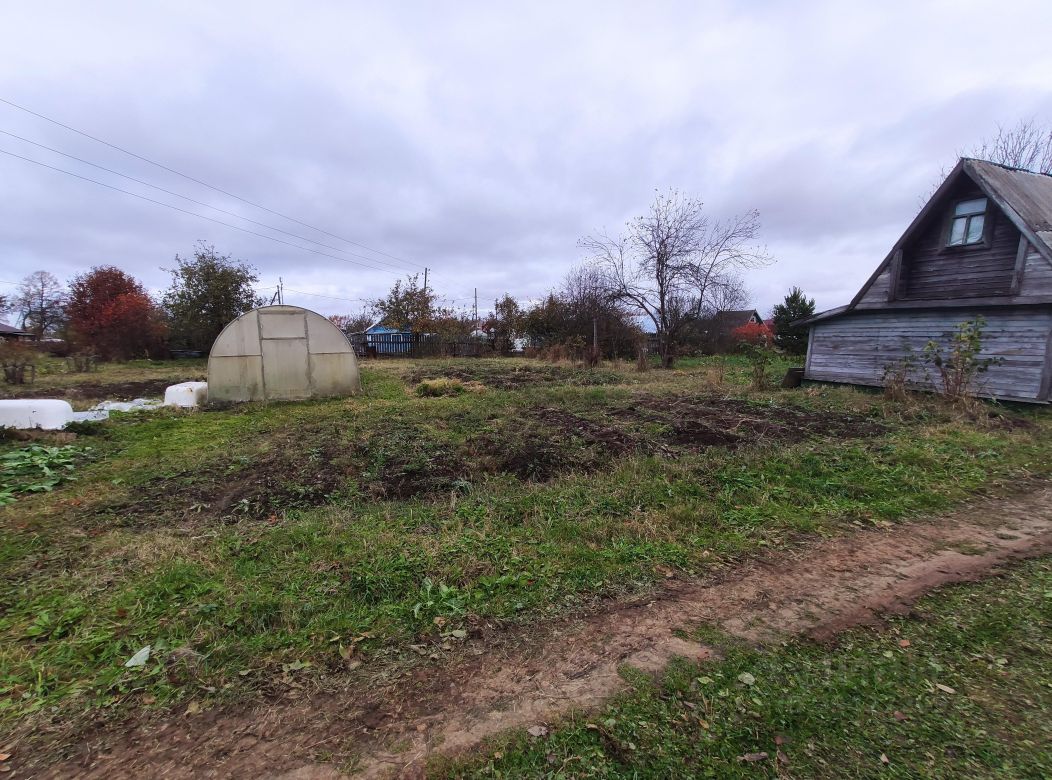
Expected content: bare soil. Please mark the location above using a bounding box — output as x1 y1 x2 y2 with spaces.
87 398 886 524
24 487 1052 780
406 364 622 390
5 378 188 402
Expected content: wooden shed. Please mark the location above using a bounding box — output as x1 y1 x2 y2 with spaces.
800 158 1052 402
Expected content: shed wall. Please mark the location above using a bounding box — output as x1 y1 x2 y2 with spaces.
804 308 1052 401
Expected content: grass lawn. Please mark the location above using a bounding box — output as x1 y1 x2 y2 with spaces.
2 355 1051 760
441 557 1052 779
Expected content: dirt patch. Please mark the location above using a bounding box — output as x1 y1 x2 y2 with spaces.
468 407 642 481
27 487 1052 779
407 363 623 391
95 437 356 525
89 398 888 523
3 378 193 402
617 395 886 450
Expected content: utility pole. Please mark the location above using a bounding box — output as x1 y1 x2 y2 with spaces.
278 277 284 305
473 288 478 331
423 267 428 293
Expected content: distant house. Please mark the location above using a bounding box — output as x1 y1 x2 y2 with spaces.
0 323 35 342
350 323 415 356
688 308 763 353
800 158 1052 402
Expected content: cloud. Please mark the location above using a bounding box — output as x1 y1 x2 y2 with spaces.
2 0 1051 318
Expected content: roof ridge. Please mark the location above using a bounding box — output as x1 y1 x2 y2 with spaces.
962 156 1052 179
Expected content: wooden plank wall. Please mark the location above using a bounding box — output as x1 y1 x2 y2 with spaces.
899 198 1021 300
1020 249 1052 297
804 308 1052 401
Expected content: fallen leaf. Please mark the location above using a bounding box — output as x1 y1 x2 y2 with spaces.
774 735 788 746
880 752 890 765
142 694 156 705
185 700 202 716
935 683 956 694
738 751 768 762
737 672 756 686
893 710 907 721
0 755 9 762
433 616 447 628
527 725 548 738
450 629 468 639
338 644 353 660
777 749 790 765
124 645 151 668
898 639 911 648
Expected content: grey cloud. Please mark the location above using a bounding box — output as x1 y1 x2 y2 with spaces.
2 1 1052 319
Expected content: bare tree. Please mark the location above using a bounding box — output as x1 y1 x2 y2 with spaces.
970 119 1052 174
16 270 66 338
582 190 770 368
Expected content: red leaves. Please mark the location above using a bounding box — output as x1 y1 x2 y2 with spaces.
67 266 167 360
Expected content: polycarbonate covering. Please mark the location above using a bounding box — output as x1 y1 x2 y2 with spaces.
207 306 361 402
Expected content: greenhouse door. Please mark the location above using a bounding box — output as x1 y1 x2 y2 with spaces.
258 309 311 400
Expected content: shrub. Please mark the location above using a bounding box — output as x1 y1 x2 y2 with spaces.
923 317 1001 405
414 378 483 397
733 322 776 390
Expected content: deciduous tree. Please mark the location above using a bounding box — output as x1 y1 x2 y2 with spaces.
583 189 770 368
162 243 263 351
67 266 166 360
15 271 66 338
328 311 373 333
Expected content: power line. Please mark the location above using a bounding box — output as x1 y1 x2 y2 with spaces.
0 128 423 275
281 287 370 304
0 97 428 272
0 147 407 276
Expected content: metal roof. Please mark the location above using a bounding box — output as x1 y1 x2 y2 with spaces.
966 159 1052 255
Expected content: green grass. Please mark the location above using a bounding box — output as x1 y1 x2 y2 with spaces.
1 356 1051 754
441 557 1052 778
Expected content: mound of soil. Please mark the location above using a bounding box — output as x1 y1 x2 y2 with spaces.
616 395 886 450
407 363 621 390
469 408 643 481
95 439 354 525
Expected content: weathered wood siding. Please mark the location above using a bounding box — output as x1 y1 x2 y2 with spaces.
1020 249 1052 297
857 267 892 305
897 178 1022 300
804 308 1052 401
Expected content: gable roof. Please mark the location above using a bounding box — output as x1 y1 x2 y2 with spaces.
968 159 1052 256
798 158 1052 326
714 309 760 327
0 322 33 337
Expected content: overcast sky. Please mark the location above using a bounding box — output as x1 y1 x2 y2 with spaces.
3 1 1051 321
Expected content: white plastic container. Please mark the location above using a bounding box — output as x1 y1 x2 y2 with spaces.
163 381 208 408
0 399 75 430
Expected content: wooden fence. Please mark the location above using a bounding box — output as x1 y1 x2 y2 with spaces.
348 332 496 359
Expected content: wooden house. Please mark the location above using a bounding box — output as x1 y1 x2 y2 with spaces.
681 309 763 354
799 158 1052 402
0 323 36 342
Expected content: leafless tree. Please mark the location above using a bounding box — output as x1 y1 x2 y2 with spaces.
581 189 770 367
970 119 1052 174
700 273 750 318
16 270 66 338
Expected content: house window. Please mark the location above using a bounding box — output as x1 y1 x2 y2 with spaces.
947 197 987 246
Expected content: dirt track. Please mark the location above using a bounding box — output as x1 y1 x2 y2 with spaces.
30 488 1052 779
